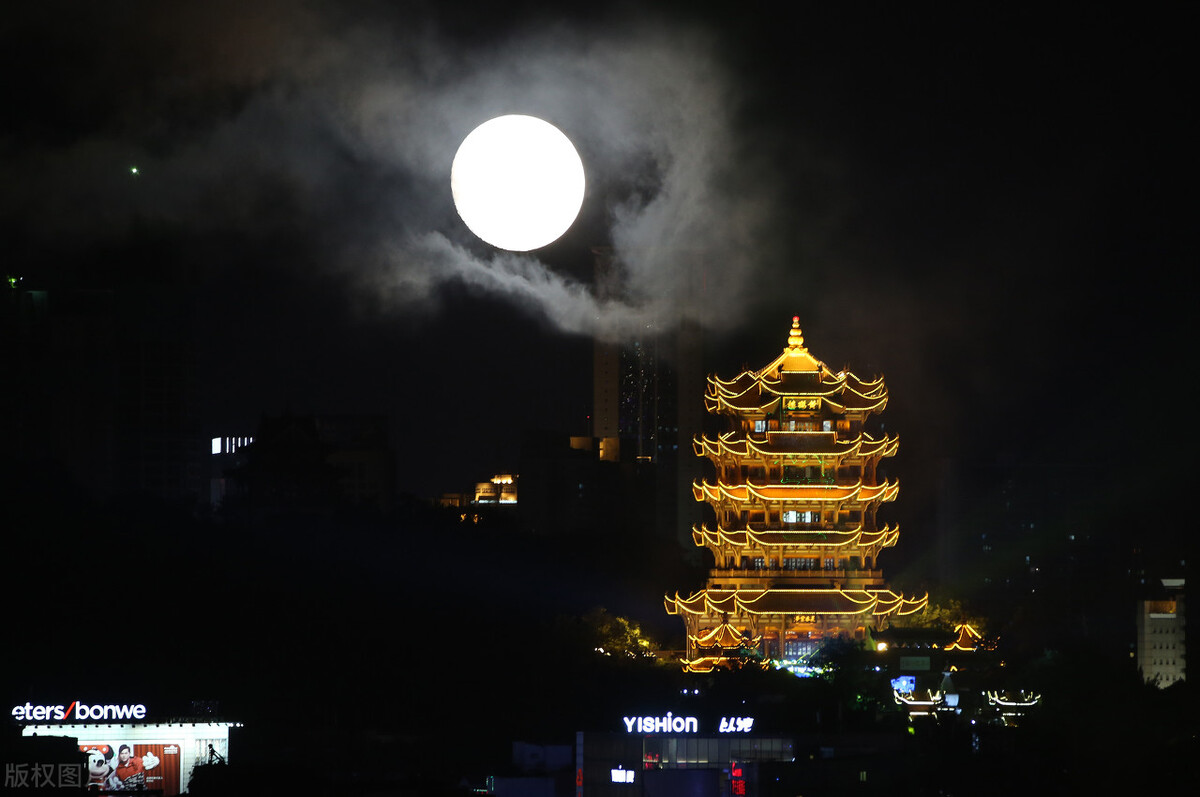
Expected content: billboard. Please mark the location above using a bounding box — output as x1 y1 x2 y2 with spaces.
80 741 182 794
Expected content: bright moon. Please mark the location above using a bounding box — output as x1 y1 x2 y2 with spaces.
451 115 585 252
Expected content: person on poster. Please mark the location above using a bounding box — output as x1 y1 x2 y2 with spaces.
115 744 159 790
84 746 121 791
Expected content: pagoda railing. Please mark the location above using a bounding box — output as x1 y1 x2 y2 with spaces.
737 478 880 489
743 521 859 532
709 567 884 581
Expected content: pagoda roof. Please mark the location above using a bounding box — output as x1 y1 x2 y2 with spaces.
694 621 762 650
692 522 900 551
946 623 984 651
985 691 1042 708
694 431 898 460
665 588 928 618
693 479 899 504
680 654 770 673
705 319 887 416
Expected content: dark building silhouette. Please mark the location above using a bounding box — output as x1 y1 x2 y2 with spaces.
517 430 655 539
590 249 705 546
2 270 201 505
220 412 396 522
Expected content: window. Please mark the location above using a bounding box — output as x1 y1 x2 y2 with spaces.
785 639 816 658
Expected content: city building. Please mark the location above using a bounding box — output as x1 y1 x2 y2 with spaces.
474 473 519 504
220 413 396 519
13 700 237 796
517 431 655 538
209 434 254 509
2 273 202 504
1137 578 1186 687
666 318 926 672
591 248 706 545
574 703 915 797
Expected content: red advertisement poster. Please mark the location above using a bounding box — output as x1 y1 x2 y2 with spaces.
80 741 181 794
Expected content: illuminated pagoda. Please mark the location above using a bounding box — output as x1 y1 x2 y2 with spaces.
666 318 927 672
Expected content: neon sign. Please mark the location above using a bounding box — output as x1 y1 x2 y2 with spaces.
621 714 755 733
623 714 698 733
11 702 147 723
730 762 746 795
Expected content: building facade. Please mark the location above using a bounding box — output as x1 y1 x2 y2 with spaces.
17 713 236 796
666 318 926 671
1136 578 1186 687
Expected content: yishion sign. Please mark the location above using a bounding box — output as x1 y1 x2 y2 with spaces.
622 713 755 734
11 701 148 722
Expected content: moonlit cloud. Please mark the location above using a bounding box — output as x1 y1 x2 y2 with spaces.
332 19 788 340
4 4 794 342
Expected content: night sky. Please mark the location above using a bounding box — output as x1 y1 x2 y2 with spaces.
5 0 1189 660
3 6 1193 790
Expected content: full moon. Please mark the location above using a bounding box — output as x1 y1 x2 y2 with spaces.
451 115 586 252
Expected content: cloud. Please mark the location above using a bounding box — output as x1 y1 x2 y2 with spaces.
345 20 789 340
4 5 795 342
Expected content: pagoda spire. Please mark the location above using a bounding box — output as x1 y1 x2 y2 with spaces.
787 316 805 350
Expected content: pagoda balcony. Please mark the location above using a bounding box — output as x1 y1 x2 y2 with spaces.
741 478 879 489
709 521 867 532
743 521 826 532
709 567 884 581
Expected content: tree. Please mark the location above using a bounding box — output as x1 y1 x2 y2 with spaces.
579 607 661 659
891 598 989 637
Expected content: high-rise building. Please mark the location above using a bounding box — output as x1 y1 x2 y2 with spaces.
2 275 201 504
590 249 705 544
666 318 927 671
220 413 396 520
1137 578 1186 688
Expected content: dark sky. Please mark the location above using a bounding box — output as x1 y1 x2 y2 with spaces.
3 2 1190 549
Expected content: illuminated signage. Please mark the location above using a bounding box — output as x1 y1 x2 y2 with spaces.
610 767 635 783
621 714 755 734
11 702 147 723
718 717 754 733
624 714 698 734
784 397 820 412
730 762 747 796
